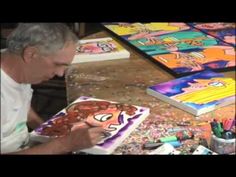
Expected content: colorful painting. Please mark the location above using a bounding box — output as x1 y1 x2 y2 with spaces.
31 96 150 154
103 23 235 77
72 37 130 63
128 30 219 55
147 70 236 116
190 23 236 46
104 22 190 39
76 37 125 54
152 45 236 74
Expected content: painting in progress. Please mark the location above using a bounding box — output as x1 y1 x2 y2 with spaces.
30 96 150 154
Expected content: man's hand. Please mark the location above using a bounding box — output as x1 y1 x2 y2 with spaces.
12 121 106 154
60 122 105 152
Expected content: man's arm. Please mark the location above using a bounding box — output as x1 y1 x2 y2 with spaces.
27 107 44 129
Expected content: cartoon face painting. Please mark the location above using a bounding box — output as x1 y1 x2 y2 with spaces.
128 23 191 40
104 23 149 36
37 100 138 137
76 41 117 54
152 45 236 74
32 97 150 153
128 31 219 56
104 23 190 39
171 77 236 105
193 23 235 45
67 101 137 131
194 23 235 30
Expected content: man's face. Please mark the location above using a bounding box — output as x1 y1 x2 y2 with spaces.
25 42 77 84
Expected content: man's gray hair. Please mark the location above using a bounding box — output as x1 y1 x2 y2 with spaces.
7 23 78 55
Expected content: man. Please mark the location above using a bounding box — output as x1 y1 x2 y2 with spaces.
1 23 105 154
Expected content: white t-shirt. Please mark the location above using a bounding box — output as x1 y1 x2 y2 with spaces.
1 69 33 153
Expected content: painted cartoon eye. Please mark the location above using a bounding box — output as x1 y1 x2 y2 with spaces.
97 42 106 47
209 82 224 87
76 46 82 52
102 47 112 52
94 113 113 122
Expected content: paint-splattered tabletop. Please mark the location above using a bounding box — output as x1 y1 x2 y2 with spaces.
66 31 235 154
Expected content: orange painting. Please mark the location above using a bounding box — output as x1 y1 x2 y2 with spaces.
152 45 235 74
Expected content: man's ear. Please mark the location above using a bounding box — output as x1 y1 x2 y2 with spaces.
22 47 39 63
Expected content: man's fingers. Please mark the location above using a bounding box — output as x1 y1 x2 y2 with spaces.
71 122 90 131
88 127 105 134
85 121 102 127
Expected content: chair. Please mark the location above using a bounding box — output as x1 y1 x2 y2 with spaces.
31 76 68 121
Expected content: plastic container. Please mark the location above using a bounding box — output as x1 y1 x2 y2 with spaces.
210 135 235 154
